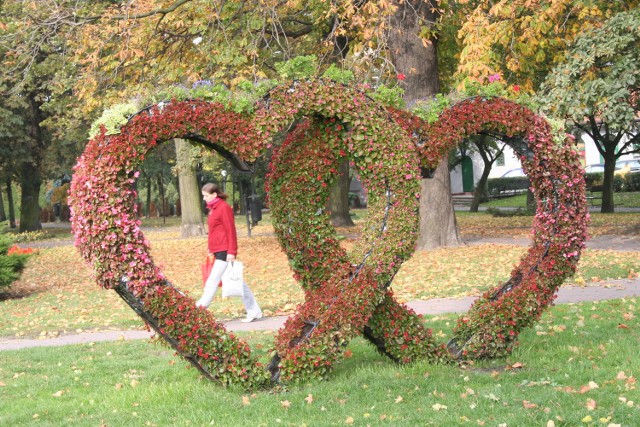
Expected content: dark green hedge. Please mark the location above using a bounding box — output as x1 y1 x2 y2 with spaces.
487 176 530 197
488 171 640 196
584 172 640 192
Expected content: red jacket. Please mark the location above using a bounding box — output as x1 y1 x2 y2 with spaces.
207 199 238 256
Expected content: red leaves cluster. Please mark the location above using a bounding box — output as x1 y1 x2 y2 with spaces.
7 245 36 256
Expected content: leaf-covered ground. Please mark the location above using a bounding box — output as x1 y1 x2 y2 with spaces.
1 214 638 338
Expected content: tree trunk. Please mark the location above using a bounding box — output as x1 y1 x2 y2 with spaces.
469 168 491 212
328 159 354 227
526 189 535 211
0 182 6 222
601 151 617 213
416 160 463 249
388 1 460 248
18 164 42 232
175 139 205 237
388 1 439 105
6 178 16 228
157 173 166 222
19 93 46 232
146 175 152 218
323 16 354 228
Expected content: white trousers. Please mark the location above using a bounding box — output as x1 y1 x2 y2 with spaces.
196 260 262 318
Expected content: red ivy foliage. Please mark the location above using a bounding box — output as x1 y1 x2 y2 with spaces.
70 101 270 389
70 81 587 389
416 97 588 359
257 81 434 381
264 113 438 382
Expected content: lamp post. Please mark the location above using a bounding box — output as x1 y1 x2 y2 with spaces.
220 169 227 192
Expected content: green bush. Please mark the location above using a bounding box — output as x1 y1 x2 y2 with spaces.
0 234 30 289
622 171 640 191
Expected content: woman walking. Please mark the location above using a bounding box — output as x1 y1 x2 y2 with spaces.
196 183 263 322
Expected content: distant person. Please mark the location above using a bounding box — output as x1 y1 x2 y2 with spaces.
196 183 262 322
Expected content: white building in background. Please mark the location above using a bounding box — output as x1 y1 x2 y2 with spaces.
450 134 640 194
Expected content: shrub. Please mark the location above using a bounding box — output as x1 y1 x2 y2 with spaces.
486 207 533 217
622 171 640 191
584 171 640 192
0 234 32 289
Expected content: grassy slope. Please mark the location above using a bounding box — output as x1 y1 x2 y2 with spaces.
1 299 638 426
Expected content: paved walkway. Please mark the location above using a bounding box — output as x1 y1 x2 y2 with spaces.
465 234 640 252
2 277 639 351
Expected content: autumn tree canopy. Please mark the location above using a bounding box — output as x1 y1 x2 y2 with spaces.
63 0 436 113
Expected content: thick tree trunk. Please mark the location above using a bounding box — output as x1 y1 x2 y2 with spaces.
324 17 354 228
175 139 205 237
19 164 42 232
19 93 46 232
388 1 439 104
416 160 462 249
328 159 354 227
388 1 459 248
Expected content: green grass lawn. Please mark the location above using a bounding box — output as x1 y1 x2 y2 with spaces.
1 299 638 426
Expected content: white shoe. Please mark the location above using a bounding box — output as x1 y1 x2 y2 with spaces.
241 314 263 323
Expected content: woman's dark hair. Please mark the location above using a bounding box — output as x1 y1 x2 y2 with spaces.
201 182 228 200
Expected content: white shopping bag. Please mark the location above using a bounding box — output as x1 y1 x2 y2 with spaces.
221 261 245 298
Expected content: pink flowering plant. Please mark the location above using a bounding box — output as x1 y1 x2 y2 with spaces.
258 80 439 381
403 96 589 359
70 79 587 389
70 100 271 389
